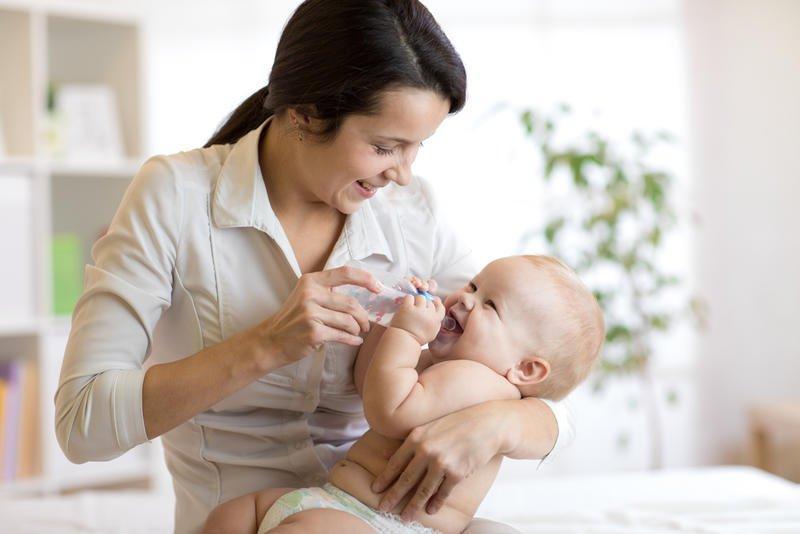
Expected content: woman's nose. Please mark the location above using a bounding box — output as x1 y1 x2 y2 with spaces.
383 154 413 186
383 166 410 186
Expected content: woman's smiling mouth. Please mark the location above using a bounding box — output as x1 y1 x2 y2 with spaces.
354 180 377 197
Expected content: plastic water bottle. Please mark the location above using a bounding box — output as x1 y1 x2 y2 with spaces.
334 263 458 330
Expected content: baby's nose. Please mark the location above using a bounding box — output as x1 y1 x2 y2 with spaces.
458 292 475 311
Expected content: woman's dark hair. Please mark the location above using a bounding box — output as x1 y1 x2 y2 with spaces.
204 0 466 147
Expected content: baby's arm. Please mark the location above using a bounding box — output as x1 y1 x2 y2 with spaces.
354 326 432 397
362 297 520 440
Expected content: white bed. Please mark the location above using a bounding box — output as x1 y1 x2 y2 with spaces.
1 466 799 533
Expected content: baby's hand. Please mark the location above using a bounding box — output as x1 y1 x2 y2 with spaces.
390 294 445 345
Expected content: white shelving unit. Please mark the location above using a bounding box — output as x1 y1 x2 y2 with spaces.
0 0 161 496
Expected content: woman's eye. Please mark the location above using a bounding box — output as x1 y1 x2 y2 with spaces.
375 142 424 157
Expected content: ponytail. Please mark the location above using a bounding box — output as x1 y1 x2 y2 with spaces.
204 85 272 148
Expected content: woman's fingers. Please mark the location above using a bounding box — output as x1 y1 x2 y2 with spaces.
399 466 445 522
426 279 438 294
319 266 380 293
315 306 363 337
320 293 371 333
372 440 414 493
377 453 427 513
425 475 457 515
312 322 364 347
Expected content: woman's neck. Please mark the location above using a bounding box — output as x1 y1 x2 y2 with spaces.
259 115 333 222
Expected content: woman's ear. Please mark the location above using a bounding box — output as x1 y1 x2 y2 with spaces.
290 104 319 128
506 357 550 388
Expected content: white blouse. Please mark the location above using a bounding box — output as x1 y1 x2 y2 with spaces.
54 116 574 534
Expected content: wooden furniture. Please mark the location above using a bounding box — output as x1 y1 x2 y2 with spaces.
749 400 800 483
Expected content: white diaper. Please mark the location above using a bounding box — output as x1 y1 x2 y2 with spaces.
258 482 441 533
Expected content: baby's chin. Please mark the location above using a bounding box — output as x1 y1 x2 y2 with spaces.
427 336 455 362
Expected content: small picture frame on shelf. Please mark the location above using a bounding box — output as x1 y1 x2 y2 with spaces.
51 83 124 163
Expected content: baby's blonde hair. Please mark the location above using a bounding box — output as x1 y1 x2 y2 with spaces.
517 255 605 400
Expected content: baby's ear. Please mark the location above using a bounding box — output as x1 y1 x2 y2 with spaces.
506 357 550 388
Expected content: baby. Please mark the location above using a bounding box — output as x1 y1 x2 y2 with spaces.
203 255 604 534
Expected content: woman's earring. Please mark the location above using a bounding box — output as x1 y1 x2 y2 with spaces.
292 115 304 142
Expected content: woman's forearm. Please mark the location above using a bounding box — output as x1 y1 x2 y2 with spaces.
142 322 285 439
496 397 559 460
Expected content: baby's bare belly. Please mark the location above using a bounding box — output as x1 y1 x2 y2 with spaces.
328 430 502 534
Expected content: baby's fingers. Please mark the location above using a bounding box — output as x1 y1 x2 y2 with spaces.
433 298 445 318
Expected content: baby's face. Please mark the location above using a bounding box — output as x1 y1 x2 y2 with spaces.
428 257 558 374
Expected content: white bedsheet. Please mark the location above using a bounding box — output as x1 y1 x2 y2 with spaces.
478 466 800 533
1 466 798 533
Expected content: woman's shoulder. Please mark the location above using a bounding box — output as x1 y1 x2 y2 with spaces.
134 144 233 194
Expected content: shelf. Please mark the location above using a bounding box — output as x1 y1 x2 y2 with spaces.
0 157 37 175
0 318 40 338
0 3 154 498
0 316 71 339
46 158 143 178
0 157 144 178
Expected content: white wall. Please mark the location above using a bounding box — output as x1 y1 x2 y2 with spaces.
685 0 800 464
139 0 300 155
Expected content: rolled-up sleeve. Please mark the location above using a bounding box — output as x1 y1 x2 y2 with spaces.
538 396 576 466
54 156 181 463
418 176 577 462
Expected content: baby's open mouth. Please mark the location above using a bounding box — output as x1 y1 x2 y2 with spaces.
441 310 463 334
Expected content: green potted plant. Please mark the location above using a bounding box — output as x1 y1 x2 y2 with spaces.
518 103 708 469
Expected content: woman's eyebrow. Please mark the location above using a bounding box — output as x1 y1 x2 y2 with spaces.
376 135 414 144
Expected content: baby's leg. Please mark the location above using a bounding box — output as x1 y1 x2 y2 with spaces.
202 487 295 534
269 509 375 533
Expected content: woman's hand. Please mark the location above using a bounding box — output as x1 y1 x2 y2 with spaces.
407 276 437 295
371 400 511 522
254 266 380 368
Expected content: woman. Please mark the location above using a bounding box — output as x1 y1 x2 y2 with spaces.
54 1 573 532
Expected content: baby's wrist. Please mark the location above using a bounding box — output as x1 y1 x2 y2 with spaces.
386 324 425 346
